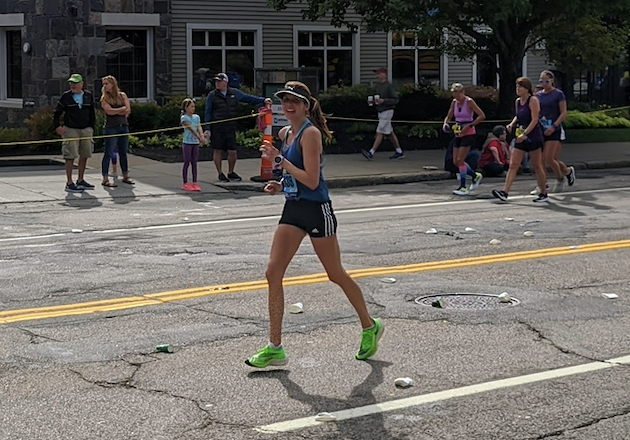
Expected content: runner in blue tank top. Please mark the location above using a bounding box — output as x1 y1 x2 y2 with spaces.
245 81 383 368
492 77 549 203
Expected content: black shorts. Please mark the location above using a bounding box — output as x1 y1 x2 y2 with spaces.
543 126 564 142
279 199 338 238
211 130 237 151
514 140 543 152
454 135 476 148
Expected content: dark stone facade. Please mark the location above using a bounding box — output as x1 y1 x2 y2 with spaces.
0 0 172 128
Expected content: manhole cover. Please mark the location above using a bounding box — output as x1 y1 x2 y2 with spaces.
414 293 520 310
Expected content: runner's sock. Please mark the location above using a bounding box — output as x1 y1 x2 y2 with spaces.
465 163 476 177
458 166 467 187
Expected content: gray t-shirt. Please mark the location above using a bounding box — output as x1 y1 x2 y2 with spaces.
375 81 399 112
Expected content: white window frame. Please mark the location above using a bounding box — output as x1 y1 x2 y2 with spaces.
0 13 24 108
103 14 158 101
388 31 445 88
186 23 263 96
104 27 154 101
293 25 360 89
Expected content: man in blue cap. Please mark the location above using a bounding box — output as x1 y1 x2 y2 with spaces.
204 72 271 182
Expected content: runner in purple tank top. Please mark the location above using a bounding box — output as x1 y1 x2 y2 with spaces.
442 83 486 196
536 70 575 194
492 77 549 203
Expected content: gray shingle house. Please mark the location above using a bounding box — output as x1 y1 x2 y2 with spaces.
0 0 552 127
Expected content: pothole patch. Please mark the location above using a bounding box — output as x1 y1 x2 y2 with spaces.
414 293 520 310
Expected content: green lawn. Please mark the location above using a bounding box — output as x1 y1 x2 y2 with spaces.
565 128 630 143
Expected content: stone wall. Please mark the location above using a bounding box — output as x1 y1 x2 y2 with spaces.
0 0 171 129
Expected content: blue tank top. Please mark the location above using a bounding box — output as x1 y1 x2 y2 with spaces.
516 97 543 143
282 120 330 203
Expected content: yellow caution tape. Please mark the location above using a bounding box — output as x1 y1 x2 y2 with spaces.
0 112 263 148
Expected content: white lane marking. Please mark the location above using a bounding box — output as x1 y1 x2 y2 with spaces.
2 186 630 240
0 233 66 243
256 354 630 433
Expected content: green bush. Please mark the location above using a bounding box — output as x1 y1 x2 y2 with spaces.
235 128 263 149
94 111 107 150
564 110 630 129
0 127 28 144
128 101 161 132
24 106 57 150
318 83 500 124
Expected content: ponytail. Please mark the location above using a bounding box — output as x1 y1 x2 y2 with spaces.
308 96 333 142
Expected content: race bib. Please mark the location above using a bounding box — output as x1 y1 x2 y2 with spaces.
282 173 299 201
540 118 553 129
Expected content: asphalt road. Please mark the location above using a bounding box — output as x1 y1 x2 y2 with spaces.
1 170 630 440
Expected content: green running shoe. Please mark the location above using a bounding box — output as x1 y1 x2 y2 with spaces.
356 318 383 360
245 345 287 368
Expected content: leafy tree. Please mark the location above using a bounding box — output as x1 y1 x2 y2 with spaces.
542 16 630 77
268 0 630 116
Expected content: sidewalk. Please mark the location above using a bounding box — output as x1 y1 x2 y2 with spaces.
1 142 629 204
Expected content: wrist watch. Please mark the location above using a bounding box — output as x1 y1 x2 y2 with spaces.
274 156 284 165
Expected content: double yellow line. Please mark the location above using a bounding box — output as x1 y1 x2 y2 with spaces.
2 239 629 324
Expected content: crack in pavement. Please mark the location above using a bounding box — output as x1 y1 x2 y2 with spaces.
531 406 630 439
68 358 256 436
519 321 602 363
17 327 61 344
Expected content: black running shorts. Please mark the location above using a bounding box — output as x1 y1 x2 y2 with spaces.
454 134 476 148
279 200 337 238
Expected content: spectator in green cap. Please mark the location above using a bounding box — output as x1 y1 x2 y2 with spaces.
53 73 96 193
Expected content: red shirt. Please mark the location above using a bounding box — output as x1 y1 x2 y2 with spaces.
479 139 506 167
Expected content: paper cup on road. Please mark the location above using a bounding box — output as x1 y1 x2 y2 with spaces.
71 229 83 233
602 293 618 299
498 292 511 303
464 227 476 232
425 228 438 234
523 231 534 237
315 412 336 422
394 377 414 388
489 239 501 245
288 302 304 314
380 277 397 284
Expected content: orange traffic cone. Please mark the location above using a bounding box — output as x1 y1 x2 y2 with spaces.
250 102 275 182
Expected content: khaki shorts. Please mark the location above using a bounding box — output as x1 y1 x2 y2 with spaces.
62 127 94 159
376 109 394 134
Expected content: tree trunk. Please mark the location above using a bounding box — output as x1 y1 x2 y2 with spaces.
497 53 523 118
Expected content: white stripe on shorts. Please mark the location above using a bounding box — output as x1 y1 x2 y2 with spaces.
321 202 335 236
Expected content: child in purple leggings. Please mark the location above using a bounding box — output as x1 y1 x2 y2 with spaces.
180 98 206 191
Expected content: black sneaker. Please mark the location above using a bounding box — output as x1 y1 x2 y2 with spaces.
361 149 373 161
76 179 95 190
227 172 242 181
492 189 508 202
65 183 84 193
389 151 405 159
566 166 576 186
533 193 549 203
218 173 229 182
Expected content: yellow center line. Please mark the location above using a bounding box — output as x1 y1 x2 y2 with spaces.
1 239 629 324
